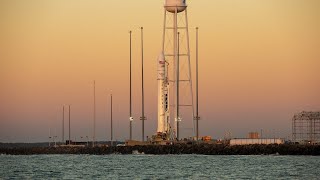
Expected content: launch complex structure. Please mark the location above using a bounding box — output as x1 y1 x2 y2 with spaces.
60 1 200 145
292 111 320 144
155 0 196 141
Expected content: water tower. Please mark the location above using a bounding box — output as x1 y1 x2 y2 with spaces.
157 0 194 140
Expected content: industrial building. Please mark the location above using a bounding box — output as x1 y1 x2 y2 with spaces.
292 111 320 144
230 138 284 146
229 132 284 145
248 132 259 139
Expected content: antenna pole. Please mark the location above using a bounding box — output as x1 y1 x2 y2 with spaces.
129 30 133 140
141 27 146 142
111 93 113 146
62 105 64 144
195 27 200 141
69 105 71 145
177 31 180 140
93 80 96 147
49 128 51 147
173 7 180 141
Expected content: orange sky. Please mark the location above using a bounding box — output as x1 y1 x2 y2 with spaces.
0 0 319 142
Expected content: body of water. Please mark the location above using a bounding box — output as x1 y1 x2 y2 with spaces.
1 154 320 179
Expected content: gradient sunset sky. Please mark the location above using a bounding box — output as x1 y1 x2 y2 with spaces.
0 0 319 142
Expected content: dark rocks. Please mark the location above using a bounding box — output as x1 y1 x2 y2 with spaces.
1 144 320 155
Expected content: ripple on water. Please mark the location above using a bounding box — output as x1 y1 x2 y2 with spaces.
1 155 320 179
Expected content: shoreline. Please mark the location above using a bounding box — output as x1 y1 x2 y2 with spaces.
1 144 320 156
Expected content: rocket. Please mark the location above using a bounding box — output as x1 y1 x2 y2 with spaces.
157 52 170 134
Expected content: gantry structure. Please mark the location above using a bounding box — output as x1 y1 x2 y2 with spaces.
292 111 320 144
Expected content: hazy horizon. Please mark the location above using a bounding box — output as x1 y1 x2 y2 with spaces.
1 0 319 142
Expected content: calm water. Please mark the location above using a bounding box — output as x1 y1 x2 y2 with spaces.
1 154 320 179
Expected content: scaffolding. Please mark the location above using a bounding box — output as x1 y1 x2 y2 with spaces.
292 111 320 144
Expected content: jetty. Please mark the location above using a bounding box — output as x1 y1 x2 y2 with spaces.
1 144 320 156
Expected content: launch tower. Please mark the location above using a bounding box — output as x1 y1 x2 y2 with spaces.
157 0 194 140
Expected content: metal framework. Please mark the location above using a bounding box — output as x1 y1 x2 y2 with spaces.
162 5 194 140
292 111 320 143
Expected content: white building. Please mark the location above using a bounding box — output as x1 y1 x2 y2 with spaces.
230 138 284 146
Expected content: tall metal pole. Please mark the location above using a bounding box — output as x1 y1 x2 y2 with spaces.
49 128 51 147
129 30 133 140
111 93 113 146
69 105 71 145
93 80 96 147
173 7 178 140
176 31 180 140
62 105 64 144
195 27 199 141
141 27 145 142
184 8 195 139
54 128 57 147
260 129 263 144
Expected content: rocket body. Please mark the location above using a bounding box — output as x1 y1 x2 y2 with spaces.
157 52 170 133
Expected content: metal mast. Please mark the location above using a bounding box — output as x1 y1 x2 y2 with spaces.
140 27 146 141
49 128 51 147
62 105 64 144
68 105 71 145
194 27 200 141
111 93 113 146
176 31 180 140
93 80 96 147
129 30 133 140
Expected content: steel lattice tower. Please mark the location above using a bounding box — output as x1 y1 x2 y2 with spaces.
292 111 320 144
159 0 194 140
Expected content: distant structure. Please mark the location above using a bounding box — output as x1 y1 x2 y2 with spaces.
68 105 71 145
62 105 65 144
129 30 133 140
93 80 96 147
229 132 284 145
292 111 320 144
140 27 147 141
248 132 259 139
110 93 113 145
194 27 200 141
224 131 232 140
230 138 284 146
156 0 194 140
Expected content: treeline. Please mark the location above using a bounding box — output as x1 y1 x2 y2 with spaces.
1 144 320 155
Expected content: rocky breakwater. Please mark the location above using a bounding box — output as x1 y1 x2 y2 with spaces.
1 144 320 155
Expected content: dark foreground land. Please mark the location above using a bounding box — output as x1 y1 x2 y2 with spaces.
1 144 320 155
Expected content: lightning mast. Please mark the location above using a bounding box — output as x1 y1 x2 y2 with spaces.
140 27 147 141
68 105 71 145
194 27 200 141
93 80 96 147
129 30 133 140
62 105 65 144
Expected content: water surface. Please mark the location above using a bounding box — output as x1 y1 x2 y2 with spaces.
1 154 320 179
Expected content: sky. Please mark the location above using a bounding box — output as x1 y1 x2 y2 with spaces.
0 0 319 142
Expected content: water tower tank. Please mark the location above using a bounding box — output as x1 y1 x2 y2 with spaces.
165 0 187 13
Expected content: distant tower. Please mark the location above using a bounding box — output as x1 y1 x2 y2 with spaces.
157 0 194 140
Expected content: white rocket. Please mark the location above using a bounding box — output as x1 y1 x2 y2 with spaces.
157 52 170 134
